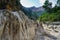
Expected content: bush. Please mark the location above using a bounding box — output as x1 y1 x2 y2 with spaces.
38 11 60 22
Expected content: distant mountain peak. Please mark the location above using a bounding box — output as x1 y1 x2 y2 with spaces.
29 6 45 12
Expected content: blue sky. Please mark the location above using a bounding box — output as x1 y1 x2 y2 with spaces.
20 0 57 8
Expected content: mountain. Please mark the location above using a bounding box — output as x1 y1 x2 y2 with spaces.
30 6 45 16
21 7 32 19
22 6 45 20
29 6 45 12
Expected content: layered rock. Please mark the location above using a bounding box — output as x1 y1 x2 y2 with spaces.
0 0 36 40
0 10 36 40
42 22 60 40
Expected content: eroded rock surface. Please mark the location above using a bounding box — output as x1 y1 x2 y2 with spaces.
0 11 60 40
0 10 36 40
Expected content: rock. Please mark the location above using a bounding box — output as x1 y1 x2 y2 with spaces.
42 22 60 38
0 0 36 40
0 0 22 11
0 10 36 40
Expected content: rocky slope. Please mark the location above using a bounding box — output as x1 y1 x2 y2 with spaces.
0 0 36 40
34 22 60 40
0 10 36 40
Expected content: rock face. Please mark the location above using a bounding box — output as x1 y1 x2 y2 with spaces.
0 10 60 40
33 22 60 40
0 0 36 40
0 10 36 40
42 22 60 40
0 0 22 11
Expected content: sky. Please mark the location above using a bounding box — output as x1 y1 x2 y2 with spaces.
20 0 57 8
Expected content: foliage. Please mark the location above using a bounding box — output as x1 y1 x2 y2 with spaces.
38 10 60 22
37 0 60 22
43 0 52 13
52 6 60 13
57 0 60 6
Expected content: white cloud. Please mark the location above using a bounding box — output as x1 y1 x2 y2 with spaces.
20 0 33 7
39 0 57 7
20 0 41 7
49 0 57 7
20 0 57 7
39 0 46 6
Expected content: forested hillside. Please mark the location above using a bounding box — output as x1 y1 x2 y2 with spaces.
38 0 60 22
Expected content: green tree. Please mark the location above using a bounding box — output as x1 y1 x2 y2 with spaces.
38 11 60 22
57 0 60 6
43 0 52 13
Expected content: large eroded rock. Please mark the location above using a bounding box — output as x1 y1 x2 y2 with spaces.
0 10 36 40
0 0 36 40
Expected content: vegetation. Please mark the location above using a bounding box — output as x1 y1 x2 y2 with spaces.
57 0 60 6
38 11 60 22
43 0 52 13
38 0 60 22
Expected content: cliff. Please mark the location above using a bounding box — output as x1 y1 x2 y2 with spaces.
0 0 36 40
0 10 36 40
